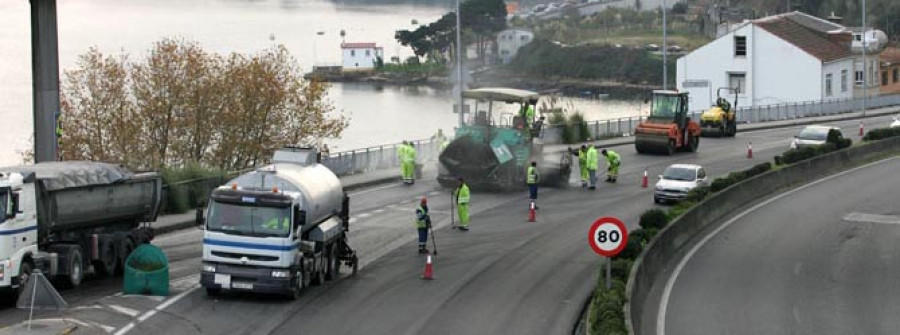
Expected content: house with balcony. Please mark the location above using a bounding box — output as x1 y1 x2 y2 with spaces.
676 11 882 113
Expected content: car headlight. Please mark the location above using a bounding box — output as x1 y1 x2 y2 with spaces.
203 263 216 273
271 270 290 278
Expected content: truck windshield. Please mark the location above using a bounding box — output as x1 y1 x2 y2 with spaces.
0 189 7 222
206 201 292 238
650 95 681 119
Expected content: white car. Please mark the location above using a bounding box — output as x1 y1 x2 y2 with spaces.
654 164 708 204
891 116 899 128
790 125 841 149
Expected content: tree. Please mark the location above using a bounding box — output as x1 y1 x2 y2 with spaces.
59 39 347 171
395 0 506 65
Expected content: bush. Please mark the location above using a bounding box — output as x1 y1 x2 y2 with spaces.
614 237 643 260
589 279 628 335
667 201 696 220
639 209 668 230
710 177 735 192
744 162 772 178
569 112 591 142
780 143 837 165
642 228 659 243
161 163 225 214
863 127 900 141
610 258 634 280
685 185 710 203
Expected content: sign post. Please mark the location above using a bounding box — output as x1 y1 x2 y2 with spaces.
588 217 628 289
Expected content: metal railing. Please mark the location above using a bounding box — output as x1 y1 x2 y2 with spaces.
320 138 442 176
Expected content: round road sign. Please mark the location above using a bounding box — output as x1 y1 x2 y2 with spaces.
588 217 628 257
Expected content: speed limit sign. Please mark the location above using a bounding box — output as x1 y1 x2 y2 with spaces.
588 217 628 257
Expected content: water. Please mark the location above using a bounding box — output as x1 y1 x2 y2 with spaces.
0 0 645 166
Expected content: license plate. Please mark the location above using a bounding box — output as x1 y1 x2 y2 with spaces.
231 282 253 290
214 274 231 287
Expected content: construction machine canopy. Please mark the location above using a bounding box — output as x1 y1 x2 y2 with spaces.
649 91 687 119
463 88 540 103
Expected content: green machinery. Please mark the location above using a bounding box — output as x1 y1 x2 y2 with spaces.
437 88 571 191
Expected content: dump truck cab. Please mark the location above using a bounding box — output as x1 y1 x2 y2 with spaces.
634 90 701 155
437 88 570 190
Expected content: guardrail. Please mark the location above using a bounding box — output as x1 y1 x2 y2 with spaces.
624 136 900 334
320 138 442 176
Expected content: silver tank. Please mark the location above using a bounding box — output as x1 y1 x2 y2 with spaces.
229 149 343 226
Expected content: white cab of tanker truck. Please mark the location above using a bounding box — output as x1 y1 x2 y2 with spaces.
198 147 358 299
0 162 161 299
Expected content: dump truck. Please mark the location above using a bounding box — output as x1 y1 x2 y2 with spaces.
0 162 161 298
198 147 358 299
634 90 702 155
437 88 571 191
700 87 739 137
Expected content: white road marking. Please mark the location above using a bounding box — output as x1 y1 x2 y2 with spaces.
373 209 385 214
657 157 898 335
843 212 900 225
349 182 402 196
113 284 201 335
106 304 140 317
349 217 358 224
358 213 372 218
154 229 201 242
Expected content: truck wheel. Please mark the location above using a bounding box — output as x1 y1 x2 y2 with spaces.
326 244 340 281
287 271 303 300
93 239 117 277
117 238 135 275
312 256 326 286
16 260 33 297
64 248 84 288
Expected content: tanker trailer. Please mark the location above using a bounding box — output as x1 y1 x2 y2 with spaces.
0 161 161 298
198 147 358 299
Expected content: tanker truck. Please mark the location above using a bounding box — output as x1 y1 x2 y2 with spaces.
0 162 161 298
198 147 358 299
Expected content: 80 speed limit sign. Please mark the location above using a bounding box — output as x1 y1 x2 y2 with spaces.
588 217 628 257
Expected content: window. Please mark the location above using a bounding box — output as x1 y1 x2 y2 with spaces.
854 34 862 42
728 73 746 93
841 70 848 92
884 71 890 86
855 70 863 86
825 73 833 96
894 68 899 83
520 35 529 41
365 49 371 57
698 168 706 179
734 36 747 56
350 50 355 57
500 50 510 55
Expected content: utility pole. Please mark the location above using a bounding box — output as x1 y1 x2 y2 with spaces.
862 0 867 117
31 0 61 163
456 0 465 127
662 0 668 90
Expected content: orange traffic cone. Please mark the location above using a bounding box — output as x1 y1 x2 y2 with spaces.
528 201 537 222
641 170 648 188
747 141 753 159
421 255 434 280
859 122 864 137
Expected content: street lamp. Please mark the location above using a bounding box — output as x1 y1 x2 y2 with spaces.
662 0 668 90
862 0 867 117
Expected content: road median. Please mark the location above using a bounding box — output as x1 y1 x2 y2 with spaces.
625 135 900 334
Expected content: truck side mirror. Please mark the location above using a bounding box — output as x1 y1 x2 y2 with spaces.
195 206 205 227
294 208 306 231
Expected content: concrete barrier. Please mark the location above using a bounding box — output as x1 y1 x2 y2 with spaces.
624 136 900 335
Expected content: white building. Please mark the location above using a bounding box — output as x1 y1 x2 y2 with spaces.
676 12 880 113
496 28 534 64
341 42 384 71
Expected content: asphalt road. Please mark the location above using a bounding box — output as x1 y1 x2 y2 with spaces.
657 156 900 335
0 114 896 334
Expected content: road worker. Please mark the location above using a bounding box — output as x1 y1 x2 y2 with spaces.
602 149 621 183
577 144 588 188
586 143 599 190
415 197 432 254
456 178 470 231
406 141 418 183
526 161 540 202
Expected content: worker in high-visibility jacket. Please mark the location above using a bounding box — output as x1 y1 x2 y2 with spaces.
526 161 540 201
577 144 589 188
456 178 471 231
586 144 599 190
397 141 409 182
415 197 432 254
601 149 621 183
405 141 418 183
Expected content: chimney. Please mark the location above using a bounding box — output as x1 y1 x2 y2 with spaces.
826 12 843 25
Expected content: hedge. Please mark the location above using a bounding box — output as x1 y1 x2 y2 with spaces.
161 163 225 214
863 127 900 141
639 209 668 230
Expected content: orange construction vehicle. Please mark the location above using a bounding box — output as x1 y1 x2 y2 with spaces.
634 90 701 155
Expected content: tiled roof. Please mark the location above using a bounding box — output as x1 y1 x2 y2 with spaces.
341 42 380 49
882 47 900 65
754 12 853 62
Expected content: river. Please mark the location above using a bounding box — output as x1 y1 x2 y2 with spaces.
0 0 645 166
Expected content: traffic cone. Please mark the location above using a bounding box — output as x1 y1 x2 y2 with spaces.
421 255 434 280
747 141 753 159
641 170 648 188
859 122 864 137
528 201 537 222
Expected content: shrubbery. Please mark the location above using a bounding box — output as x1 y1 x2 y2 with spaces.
639 209 668 230
548 109 591 144
161 163 225 214
862 127 900 141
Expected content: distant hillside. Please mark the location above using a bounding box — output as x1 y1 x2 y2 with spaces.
724 0 899 37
